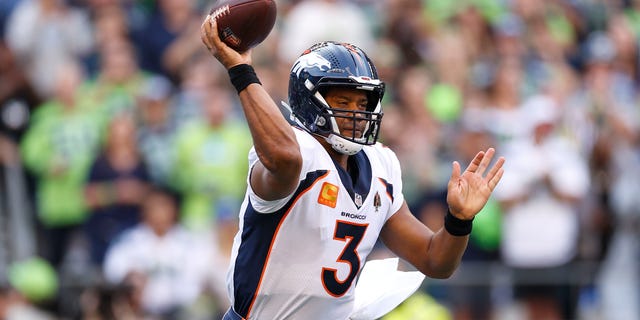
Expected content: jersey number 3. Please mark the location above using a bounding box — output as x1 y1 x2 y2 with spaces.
321 220 369 297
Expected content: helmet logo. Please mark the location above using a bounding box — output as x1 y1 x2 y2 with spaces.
292 52 331 76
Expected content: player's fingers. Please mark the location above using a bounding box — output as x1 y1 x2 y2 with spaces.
488 168 504 191
484 156 505 182
209 18 232 53
475 148 495 176
201 16 209 38
201 15 208 31
201 16 214 48
464 151 484 173
209 16 220 39
451 161 461 181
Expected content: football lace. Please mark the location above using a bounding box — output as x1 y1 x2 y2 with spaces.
211 5 230 19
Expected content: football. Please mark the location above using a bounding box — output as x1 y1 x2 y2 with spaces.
209 0 277 52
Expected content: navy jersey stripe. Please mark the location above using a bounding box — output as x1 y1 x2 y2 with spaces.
233 170 329 318
378 177 394 203
352 152 372 200
333 152 372 205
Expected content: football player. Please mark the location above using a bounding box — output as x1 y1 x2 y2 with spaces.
201 15 505 320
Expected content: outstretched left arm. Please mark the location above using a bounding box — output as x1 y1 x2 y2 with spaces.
381 148 505 278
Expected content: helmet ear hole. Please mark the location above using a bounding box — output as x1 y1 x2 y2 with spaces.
315 116 327 127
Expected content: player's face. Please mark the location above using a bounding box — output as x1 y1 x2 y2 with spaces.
323 87 369 139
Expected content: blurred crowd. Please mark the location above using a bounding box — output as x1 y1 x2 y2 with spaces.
0 0 639 319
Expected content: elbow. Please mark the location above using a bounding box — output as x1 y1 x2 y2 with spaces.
419 262 458 279
277 148 303 174
425 269 455 279
258 146 302 174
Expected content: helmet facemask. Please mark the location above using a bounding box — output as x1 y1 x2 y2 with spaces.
311 80 383 155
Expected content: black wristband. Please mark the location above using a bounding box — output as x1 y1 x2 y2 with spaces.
444 210 474 236
228 64 261 93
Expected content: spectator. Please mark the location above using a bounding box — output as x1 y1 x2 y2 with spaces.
81 38 148 127
170 53 224 129
380 0 430 67
83 4 132 75
477 57 529 144
135 75 178 189
451 3 496 67
494 96 590 320
135 0 205 81
5 0 93 99
491 13 527 61
565 30 640 320
170 86 251 242
20 62 103 269
606 12 639 83
103 186 218 318
278 0 376 62
427 29 471 95
447 116 503 320
382 66 443 205
84 113 151 267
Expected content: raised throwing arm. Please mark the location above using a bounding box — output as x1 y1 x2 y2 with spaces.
200 15 301 201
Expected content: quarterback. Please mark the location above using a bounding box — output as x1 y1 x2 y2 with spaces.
201 15 505 320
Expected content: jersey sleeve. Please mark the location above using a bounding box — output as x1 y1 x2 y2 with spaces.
246 128 316 214
379 145 405 220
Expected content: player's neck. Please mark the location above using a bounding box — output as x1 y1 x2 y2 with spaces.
332 153 349 171
327 147 349 170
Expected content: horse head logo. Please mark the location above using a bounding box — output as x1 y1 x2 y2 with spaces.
292 52 332 76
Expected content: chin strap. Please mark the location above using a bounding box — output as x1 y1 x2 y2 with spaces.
282 99 367 155
326 134 363 155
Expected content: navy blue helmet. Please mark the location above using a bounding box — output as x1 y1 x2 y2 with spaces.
287 41 385 155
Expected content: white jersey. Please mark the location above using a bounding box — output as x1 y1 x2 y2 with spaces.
226 128 405 320
103 225 211 315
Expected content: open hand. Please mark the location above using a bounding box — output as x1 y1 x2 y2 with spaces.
446 148 505 220
200 15 252 69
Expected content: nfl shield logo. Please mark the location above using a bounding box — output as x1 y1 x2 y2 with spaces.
354 193 363 208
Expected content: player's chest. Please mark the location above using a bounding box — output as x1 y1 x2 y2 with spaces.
292 168 394 231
